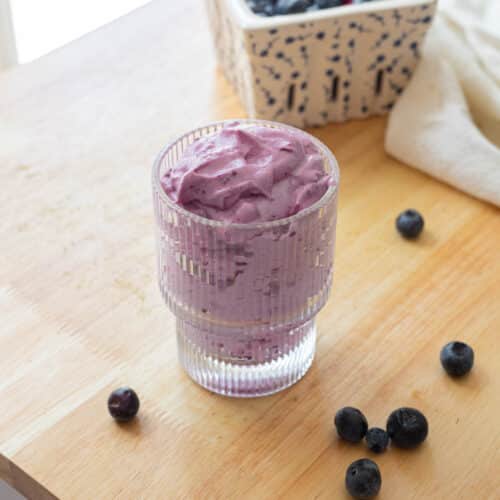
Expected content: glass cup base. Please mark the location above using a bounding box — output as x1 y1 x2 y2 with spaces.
176 318 317 398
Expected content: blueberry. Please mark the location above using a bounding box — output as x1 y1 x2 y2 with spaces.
246 0 264 13
345 459 382 499
317 0 343 7
247 0 277 15
334 407 368 443
386 408 428 448
440 341 474 377
396 209 424 239
275 0 312 15
108 387 140 422
365 428 389 454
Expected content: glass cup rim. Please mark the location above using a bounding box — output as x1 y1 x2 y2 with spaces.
152 119 340 230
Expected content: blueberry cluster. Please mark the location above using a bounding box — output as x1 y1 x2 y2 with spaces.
335 406 429 498
335 335 475 499
334 406 428 452
246 0 375 16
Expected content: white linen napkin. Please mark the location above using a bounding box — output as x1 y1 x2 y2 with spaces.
385 0 500 207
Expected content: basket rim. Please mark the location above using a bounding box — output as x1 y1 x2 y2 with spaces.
224 0 438 31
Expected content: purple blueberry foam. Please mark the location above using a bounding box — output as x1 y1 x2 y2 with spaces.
161 123 333 223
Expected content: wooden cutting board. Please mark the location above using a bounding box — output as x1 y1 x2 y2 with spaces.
0 1 499 498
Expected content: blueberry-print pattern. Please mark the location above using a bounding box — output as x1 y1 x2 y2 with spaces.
206 0 437 127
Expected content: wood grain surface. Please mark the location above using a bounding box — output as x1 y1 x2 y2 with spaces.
1 1 499 499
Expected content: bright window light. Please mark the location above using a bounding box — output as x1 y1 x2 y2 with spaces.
11 0 151 63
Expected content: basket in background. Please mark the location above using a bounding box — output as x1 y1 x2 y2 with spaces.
206 0 437 127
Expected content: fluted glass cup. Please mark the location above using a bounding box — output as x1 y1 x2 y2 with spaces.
152 119 339 397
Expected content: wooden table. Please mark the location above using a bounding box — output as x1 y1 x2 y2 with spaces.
1 1 499 498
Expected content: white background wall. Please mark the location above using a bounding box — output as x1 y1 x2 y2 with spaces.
0 0 17 69
11 0 151 63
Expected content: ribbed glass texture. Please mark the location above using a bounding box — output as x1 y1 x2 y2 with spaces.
152 119 339 397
